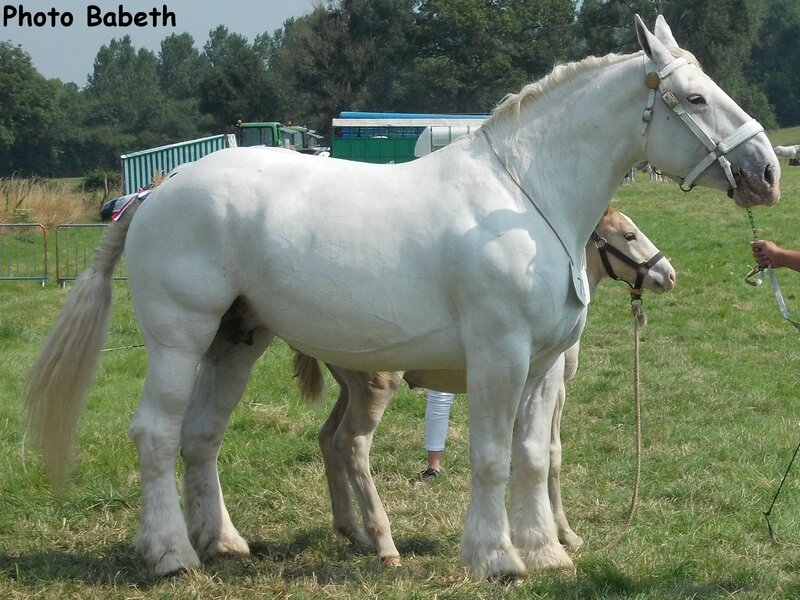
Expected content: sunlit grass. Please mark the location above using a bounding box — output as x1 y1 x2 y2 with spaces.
2 160 800 597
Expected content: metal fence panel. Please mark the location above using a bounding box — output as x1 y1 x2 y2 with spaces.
0 223 47 285
120 134 229 193
55 224 126 286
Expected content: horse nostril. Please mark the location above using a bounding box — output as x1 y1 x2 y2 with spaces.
765 164 776 186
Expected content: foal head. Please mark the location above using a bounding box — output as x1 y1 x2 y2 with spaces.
589 207 676 294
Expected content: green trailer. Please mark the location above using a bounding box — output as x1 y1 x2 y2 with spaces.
331 112 488 164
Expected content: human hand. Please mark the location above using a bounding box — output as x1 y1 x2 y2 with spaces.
751 240 780 268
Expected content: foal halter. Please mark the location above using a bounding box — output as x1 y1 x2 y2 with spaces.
591 230 665 301
641 55 764 192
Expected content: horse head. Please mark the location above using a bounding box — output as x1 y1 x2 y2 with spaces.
589 206 676 295
635 15 780 208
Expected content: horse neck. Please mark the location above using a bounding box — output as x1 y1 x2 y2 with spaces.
485 53 648 263
584 247 609 292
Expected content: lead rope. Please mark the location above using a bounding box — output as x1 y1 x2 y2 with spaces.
745 207 800 542
604 296 646 551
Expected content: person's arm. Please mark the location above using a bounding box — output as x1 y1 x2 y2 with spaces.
752 240 800 272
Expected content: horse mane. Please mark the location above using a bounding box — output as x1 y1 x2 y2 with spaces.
486 48 700 129
486 54 630 127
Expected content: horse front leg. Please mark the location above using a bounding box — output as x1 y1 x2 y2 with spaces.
460 342 530 580
509 355 574 572
181 324 273 560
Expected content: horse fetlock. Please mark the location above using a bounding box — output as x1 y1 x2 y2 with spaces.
558 529 584 553
334 522 371 548
461 540 527 580
518 542 575 573
189 526 250 560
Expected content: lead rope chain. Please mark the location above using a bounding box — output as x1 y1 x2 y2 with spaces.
745 208 800 542
604 297 645 551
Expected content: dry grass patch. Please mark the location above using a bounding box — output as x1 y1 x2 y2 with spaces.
0 175 99 229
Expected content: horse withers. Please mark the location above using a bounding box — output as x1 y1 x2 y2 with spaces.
25 15 777 579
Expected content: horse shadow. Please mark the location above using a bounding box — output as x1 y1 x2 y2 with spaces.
0 529 444 589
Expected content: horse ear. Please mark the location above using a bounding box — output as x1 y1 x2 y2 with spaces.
635 14 673 69
653 15 679 48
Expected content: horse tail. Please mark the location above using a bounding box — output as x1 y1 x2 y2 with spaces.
24 200 142 490
292 351 326 407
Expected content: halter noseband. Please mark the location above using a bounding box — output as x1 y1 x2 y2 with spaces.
641 55 764 192
591 230 665 301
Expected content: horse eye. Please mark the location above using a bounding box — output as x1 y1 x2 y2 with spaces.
624 232 636 241
688 94 706 105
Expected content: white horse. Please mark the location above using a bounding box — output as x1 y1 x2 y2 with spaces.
25 15 779 579
294 206 676 560
773 145 799 159
624 160 664 184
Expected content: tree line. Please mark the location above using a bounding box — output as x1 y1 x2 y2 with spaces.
1 0 798 178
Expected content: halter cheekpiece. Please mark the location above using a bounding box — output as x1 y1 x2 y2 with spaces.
591 230 665 301
641 55 764 192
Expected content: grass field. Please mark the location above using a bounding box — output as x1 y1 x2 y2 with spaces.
3 158 800 598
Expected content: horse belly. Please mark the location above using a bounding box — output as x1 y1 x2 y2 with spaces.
243 271 465 371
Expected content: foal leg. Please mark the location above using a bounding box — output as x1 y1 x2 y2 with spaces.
318 370 371 548
181 314 273 560
548 379 583 551
128 309 220 576
550 342 583 550
508 355 574 572
329 367 402 564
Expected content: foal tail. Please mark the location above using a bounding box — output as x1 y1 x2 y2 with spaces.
24 201 142 490
292 351 326 407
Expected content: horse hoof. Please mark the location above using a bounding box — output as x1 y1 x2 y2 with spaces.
154 551 200 577
520 543 575 573
381 555 402 567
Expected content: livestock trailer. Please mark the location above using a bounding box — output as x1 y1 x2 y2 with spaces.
331 111 488 164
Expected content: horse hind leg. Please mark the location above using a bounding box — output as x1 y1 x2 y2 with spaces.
181 298 274 560
318 371 372 548
328 367 403 565
128 306 223 576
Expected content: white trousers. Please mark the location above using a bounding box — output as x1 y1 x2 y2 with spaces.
424 389 455 451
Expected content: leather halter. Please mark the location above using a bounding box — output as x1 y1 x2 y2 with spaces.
591 230 665 301
641 55 764 192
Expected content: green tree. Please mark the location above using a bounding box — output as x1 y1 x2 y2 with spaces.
749 0 800 127
158 33 207 101
0 43 63 176
269 1 418 133
398 0 577 113
197 26 276 129
85 36 170 161
575 0 662 56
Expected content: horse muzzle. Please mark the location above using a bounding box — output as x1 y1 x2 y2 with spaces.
728 159 781 208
